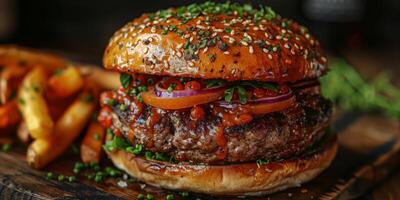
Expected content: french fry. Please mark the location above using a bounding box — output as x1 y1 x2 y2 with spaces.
0 66 28 104
27 90 96 169
48 67 84 97
17 122 30 144
0 100 21 131
79 66 120 90
17 67 54 139
80 121 105 163
0 45 65 70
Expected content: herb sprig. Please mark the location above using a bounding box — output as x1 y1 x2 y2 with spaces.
320 59 400 117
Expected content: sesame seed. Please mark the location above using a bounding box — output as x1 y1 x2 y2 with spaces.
305 34 310 39
224 51 230 55
150 27 156 33
228 38 235 44
176 51 182 58
321 56 327 62
264 33 269 38
188 62 194 67
196 20 201 25
291 49 296 55
203 47 208 53
253 27 259 31
240 41 248 46
272 47 277 52
153 20 159 24
215 29 223 32
171 50 176 56
189 37 193 42
184 34 190 39
166 20 171 23
281 29 287 34
211 32 218 37
249 46 254 54
143 47 149 54
284 44 290 49
262 48 269 53
230 30 235 35
276 35 282 40
268 54 273 59
295 37 300 41
176 44 183 49
196 25 205 29
283 37 289 41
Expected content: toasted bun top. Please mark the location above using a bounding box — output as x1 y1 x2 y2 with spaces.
104 2 327 82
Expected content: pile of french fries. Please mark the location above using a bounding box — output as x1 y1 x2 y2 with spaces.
0 46 119 169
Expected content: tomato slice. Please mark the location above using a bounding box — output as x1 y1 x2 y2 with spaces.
248 95 295 115
141 87 224 109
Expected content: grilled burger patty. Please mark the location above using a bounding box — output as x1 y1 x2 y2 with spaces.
106 91 331 164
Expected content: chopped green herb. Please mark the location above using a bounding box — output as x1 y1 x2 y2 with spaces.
256 159 270 167
224 87 235 102
1 144 11 152
167 83 176 93
161 29 168 35
237 86 247 104
137 86 148 92
207 53 216 62
93 133 101 141
241 81 279 92
145 151 155 160
180 192 189 197
166 194 174 200
68 176 76 182
206 79 226 88
46 172 55 180
146 194 154 200
94 174 103 183
125 144 142 155
81 94 94 103
147 78 154 85
119 103 127 111
137 194 145 200
155 152 170 161
120 73 132 89
106 129 114 137
105 99 117 106
58 175 65 181
18 98 25 105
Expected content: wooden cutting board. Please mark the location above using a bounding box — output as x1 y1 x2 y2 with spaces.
0 112 399 200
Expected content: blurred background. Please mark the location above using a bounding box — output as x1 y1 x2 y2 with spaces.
0 0 399 74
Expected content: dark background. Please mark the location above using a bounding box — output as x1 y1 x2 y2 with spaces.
1 0 400 65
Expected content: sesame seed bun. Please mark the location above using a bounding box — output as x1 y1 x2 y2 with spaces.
107 135 337 196
103 3 327 82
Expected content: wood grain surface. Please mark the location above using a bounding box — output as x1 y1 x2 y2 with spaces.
0 112 399 200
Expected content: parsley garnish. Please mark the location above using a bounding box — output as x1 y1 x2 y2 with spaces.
206 79 226 88
120 73 132 89
321 59 400 117
167 83 176 93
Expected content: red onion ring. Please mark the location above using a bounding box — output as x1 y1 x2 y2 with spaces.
290 79 320 89
216 90 294 108
155 82 227 98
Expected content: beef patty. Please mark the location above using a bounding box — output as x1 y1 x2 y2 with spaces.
107 90 332 164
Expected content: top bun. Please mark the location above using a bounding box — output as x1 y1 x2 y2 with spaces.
103 2 327 82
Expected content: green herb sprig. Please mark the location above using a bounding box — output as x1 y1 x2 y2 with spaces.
320 59 400 117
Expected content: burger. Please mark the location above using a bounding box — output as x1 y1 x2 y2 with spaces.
99 1 337 196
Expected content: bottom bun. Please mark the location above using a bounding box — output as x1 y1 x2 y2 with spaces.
107 135 337 196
